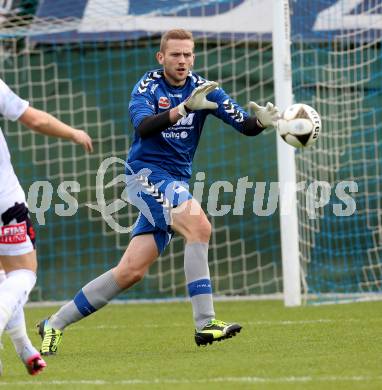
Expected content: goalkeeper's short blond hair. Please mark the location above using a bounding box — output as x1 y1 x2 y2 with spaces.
160 29 194 53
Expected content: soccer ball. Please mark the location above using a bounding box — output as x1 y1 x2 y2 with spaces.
277 103 321 148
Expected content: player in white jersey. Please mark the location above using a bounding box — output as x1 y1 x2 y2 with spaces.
0 78 93 376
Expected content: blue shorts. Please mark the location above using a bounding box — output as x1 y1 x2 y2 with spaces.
125 160 192 254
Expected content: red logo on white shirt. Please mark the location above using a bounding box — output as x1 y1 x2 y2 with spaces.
158 96 170 109
0 222 27 244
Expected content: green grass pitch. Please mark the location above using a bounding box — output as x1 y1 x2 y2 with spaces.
0 300 381 389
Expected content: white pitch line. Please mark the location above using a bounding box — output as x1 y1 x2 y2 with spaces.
28 317 377 333
1 375 382 386
245 318 366 325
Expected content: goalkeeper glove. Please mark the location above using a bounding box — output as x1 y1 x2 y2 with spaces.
178 81 218 117
249 101 280 128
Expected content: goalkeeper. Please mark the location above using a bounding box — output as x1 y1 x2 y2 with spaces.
38 29 279 353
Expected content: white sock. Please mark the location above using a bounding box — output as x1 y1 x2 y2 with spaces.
0 270 33 355
0 269 36 336
5 308 33 356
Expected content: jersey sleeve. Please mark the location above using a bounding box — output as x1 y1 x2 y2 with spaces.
207 87 250 134
0 79 29 121
128 74 157 130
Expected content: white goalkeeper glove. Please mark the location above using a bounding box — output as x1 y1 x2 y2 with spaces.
178 81 218 117
249 101 280 128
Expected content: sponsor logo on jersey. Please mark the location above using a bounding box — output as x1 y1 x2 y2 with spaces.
158 96 170 109
0 222 27 244
162 131 189 139
174 113 195 126
169 93 182 98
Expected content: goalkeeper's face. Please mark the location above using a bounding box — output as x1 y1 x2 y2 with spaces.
156 39 195 86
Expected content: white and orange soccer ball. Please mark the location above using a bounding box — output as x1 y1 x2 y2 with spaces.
277 103 321 148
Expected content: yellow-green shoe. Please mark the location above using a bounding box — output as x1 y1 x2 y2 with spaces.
194 319 242 346
37 319 63 356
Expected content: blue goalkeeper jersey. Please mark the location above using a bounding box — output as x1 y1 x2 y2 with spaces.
128 69 250 178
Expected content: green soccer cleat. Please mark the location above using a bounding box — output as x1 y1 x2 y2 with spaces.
37 319 63 356
194 319 242 346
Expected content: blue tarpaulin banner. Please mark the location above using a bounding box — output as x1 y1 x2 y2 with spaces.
30 0 382 43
